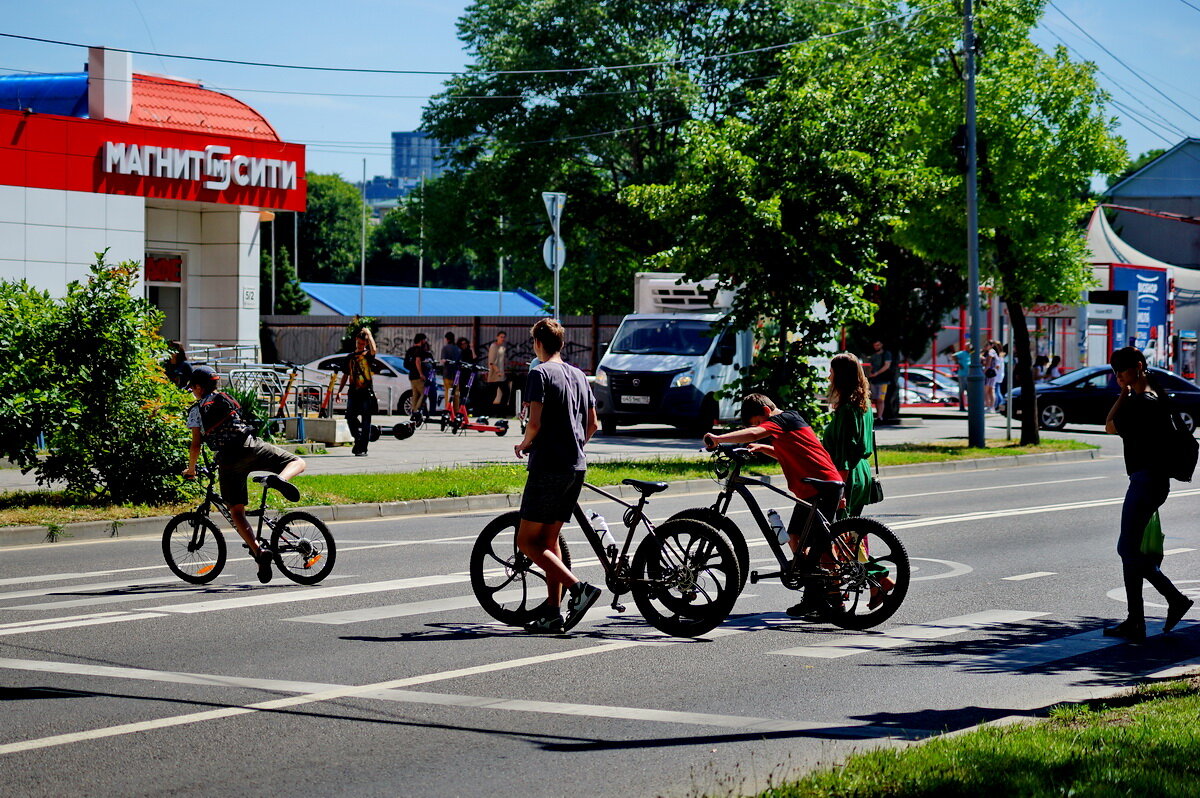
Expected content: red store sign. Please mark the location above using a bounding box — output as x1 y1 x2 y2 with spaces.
0 108 306 212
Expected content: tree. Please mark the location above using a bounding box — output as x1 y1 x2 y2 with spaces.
0 252 192 504
623 21 934 417
896 0 1126 443
423 0 835 313
298 173 366 284
260 245 311 315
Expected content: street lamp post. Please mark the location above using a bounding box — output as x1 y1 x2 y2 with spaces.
964 0 986 447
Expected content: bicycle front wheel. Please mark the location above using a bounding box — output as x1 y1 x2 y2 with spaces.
820 517 910 630
271 511 337 585
631 518 740 638
162 512 226 584
470 511 572 626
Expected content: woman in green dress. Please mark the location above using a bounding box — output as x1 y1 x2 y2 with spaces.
822 352 873 519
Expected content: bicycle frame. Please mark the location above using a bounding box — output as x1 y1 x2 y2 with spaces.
191 455 277 544
710 456 834 580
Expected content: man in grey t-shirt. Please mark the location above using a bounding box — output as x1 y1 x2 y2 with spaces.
514 319 601 633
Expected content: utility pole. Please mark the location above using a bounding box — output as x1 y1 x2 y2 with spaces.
498 215 505 315
359 159 367 316
418 173 425 315
270 215 276 315
964 0 986 448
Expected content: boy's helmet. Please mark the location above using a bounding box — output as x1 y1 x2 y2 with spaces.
187 366 218 390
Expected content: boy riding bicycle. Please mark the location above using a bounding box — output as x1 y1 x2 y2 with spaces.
704 394 845 616
182 366 306 583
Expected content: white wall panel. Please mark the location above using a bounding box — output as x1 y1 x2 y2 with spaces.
0 185 24 224
106 195 144 232
177 210 202 245
0 221 26 261
201 211 239 245
65 191 108 228
145 207 177 242
25 224 66 266
65 226 112 265
25 187 67 226
23 260 66 293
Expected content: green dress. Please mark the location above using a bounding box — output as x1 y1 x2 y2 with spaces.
821 404 874 518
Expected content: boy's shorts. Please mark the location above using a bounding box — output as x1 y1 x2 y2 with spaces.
519 469 586 524
216 437 299 506
870 383 888 402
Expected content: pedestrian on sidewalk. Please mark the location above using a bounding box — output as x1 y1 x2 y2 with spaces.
487 330 508 410
982 341 999 413
867 340 893 421
1103 346 1193 641
336 327 377 457
513 319 601 633
953 343 972 411
822 353 874 519
440 332 461 407
404 333 433 416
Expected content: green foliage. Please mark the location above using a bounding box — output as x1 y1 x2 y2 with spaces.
299 173 366 283
423 0 831 313
623 19 934 416
260 245 310 315
366 179 481 290
1107 147 1164 189
0 252 192 504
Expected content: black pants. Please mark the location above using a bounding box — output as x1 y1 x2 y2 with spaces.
346 388 374 453
1117 470 1186 623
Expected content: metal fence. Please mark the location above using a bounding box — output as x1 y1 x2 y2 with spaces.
260 314 626 374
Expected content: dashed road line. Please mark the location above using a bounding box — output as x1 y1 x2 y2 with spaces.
1003 572 1056 581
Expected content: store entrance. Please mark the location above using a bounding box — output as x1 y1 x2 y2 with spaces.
145 253 184 342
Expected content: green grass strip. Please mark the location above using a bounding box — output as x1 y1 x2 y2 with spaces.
0 438 1096 529
756 678 1200 797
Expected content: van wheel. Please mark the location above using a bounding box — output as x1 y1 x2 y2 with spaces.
600 416 618 436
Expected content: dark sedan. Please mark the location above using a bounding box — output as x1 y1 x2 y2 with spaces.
1007 365 1199 432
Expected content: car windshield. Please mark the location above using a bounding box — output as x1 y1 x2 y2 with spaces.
379 355 408 374
609 319 717 356
1046 367 1094 387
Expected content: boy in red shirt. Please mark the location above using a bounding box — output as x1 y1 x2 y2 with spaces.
704 393 845 616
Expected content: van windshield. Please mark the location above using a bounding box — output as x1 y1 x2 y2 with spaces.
609 319 717 356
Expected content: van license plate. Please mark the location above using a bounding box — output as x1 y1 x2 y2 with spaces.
622 395 651 405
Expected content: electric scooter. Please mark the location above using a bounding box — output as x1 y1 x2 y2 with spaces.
442 362 509 436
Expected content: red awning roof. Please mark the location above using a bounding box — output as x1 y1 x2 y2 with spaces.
130 73 281 142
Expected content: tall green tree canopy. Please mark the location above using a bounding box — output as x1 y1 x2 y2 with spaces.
298 173 367 284
422 0 834 313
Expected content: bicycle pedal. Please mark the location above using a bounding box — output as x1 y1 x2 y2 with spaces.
611 600 626 613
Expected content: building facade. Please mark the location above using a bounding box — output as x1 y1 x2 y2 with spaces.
0 47 305 352
391 131 445 181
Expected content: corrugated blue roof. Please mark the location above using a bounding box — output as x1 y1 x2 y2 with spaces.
0 73 88 117
301 282 549 317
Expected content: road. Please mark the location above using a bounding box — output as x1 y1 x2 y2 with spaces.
2 452 1198 797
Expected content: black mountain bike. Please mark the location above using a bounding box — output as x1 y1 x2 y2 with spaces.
670 445 909 630
164 458 336 585
470 479 741 637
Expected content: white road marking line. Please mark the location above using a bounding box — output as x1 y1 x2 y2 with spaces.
910 558 974 582
972 620 1200 671
889 488 1200 530
0 656 912 738
770 610 1049 659
0 613 166 636
0 611 130 629
286 595 482 624
1165 548 1196 556
0 577 175 604
888 475 1106 500
1003 572 1056 581
0 640 649 756
0 564 169 587
152 574 471 614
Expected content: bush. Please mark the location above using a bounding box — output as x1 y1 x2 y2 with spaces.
0 252 192 504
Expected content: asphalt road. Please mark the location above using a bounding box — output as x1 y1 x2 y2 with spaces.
2 452 1198 797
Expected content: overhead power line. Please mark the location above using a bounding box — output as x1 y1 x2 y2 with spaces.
0 5 940 79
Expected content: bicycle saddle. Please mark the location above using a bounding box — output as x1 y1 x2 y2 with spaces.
622 478 669 495
799 477 845 489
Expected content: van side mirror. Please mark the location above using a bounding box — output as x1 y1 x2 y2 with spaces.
711 343 736 367
600 341 609 356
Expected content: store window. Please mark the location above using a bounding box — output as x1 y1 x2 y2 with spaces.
145 252 184 342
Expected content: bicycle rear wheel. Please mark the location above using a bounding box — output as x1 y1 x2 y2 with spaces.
820 517 910 630
470 511 572 626
162 512 226 584
631 518 740 638
271 511 337 584
666 507 750 592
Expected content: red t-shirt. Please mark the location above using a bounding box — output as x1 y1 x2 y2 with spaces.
759 411 842 499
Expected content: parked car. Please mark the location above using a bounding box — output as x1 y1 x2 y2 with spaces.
1006 365 1199 432
900 367 959 404
302 353 412 414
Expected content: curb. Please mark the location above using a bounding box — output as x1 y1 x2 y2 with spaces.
0 448 1100 548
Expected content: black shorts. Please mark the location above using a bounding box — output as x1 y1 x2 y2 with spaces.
519 469 586 524
216 438 300 507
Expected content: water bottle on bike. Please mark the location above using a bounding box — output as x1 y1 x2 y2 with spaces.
590 511 617 557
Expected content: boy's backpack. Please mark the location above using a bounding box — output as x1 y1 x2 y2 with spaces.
198 391 254 451
1167 409 1199 482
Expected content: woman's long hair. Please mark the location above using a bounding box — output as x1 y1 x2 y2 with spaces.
829 352 870 413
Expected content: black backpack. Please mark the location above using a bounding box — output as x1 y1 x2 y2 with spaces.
1167 409 1199 482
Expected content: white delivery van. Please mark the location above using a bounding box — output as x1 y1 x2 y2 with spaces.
593 273 754 434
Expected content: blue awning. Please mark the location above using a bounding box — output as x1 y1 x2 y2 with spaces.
300 282 549 317
0 73 88 117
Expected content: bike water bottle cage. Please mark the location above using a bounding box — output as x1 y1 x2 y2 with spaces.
621 479 668 496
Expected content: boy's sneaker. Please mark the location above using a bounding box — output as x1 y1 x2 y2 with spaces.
1165 597 1194 633
265 475 300 502
523 607 564 634
256 547 274 584
562 582 602 631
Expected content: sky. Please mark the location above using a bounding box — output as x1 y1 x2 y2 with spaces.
2 0 1198 182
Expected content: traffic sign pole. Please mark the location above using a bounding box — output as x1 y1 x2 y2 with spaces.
542 192 566 316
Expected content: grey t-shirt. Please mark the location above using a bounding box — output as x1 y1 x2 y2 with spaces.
525 360 594 473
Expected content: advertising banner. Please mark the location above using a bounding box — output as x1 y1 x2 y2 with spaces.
1112 265 1168 366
